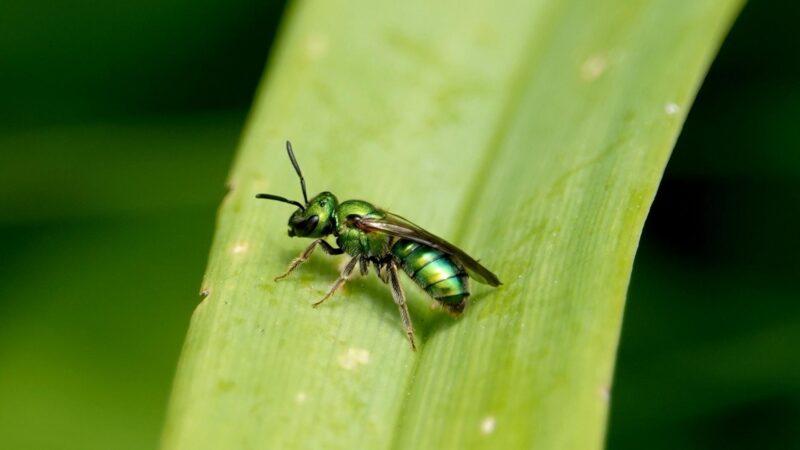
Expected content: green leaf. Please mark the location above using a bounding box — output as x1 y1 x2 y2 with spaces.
161 1 743 449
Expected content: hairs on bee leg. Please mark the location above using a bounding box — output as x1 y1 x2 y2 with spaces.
312 256 358 308
274 239 343 281
387 260 416 351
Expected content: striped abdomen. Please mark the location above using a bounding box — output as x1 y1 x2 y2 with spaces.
390 239 469 314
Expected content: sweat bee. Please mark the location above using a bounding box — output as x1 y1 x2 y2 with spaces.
257 142 501 350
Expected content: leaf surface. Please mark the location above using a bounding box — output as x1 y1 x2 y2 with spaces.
161 1 743 448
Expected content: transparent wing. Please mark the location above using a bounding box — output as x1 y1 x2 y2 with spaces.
354 211 502 286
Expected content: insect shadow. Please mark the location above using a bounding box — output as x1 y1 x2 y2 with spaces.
280 248 463 346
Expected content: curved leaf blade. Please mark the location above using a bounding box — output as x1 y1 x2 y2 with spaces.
161 1 743 449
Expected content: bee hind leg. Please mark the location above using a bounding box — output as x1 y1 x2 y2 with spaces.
275 239 343 281
312 256 359 308
387 261 416 351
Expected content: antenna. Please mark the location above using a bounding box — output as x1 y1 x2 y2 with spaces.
286 140 308 205
255 193 305 210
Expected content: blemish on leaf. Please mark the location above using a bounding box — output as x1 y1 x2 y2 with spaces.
217 379 235 393
480 416 496 435
232 242 249 254
305 33 329 59
599 386 611 401
295 392 307 404
338 348 370 370
580 54 608 81
664 102 680 115
199 287 211 299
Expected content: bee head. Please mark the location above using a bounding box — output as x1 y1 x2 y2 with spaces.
286 191 337 238
256 141 337 239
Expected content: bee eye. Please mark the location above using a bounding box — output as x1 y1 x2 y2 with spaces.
289 214 319 236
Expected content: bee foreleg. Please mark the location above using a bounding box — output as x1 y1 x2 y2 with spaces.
312 256 359 308
275 239 343 282
387 261 416 351
359 257 369 277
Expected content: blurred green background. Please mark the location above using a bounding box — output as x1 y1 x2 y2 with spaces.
0 1 797 449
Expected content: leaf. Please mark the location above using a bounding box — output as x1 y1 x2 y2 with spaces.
161 1 743 449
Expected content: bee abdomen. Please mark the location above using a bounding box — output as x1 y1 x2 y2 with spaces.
391 239 469 314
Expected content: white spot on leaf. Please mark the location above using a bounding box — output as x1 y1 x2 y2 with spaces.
665 102 680 115
295 392 307 404
480 416 496 435
232 242 249 254
338 348 370 370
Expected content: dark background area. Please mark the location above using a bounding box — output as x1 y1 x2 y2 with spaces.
0 1 797 449
609 3 800 449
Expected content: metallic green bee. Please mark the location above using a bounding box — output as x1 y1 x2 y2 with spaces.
256 141 501 350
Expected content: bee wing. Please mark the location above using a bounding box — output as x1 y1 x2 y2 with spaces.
354 211 502 286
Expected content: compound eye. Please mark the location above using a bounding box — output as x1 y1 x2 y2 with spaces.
291 214 319 236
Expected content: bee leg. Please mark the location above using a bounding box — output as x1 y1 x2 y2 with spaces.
359 257 369 277
312 256 359 308
275 239 343 281
387 261 417 351
373 260 389 284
